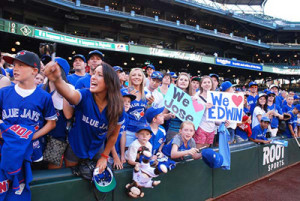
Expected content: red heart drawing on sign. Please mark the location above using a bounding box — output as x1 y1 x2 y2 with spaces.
232 95 243 107
193 99 204 112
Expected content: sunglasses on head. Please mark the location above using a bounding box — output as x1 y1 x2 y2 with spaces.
251 86 258 88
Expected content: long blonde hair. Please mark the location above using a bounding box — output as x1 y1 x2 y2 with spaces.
129 68 146 100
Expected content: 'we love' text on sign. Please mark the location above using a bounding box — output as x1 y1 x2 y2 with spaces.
164 84 205 130
207 91 244 123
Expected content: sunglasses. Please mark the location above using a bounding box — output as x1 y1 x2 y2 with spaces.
250 86 258 88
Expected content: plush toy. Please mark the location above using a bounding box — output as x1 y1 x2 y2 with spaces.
126 146 168 198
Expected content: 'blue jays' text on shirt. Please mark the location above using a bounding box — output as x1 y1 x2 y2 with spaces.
69 88 125 159
0 85 56 128
126 99 147 133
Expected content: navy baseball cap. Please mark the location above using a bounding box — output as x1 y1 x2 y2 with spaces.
145 107 165 123
88 50 104 60
209 73 219 81
55 57 70 75
169 72 177 78
73 54 86 63
146 64 155 70
261 116 271 122
201 148 223 169
136 125 153 134
3 50 40 70
220 81 232 92
120 88 136 101
150 71 163 81
113 66 123 72
249 81 258 87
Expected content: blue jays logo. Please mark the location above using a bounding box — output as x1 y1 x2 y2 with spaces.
130 109 144 121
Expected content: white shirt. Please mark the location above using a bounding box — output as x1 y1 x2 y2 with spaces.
144 87 164 108
252 106 266 128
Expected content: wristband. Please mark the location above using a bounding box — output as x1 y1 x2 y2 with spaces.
101 153 109 160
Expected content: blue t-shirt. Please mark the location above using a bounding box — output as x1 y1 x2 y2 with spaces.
127 99 147 133
267 104 282 129
67 73 87 87
283 111 297 138
251 124 268 141
149 126 166 155
75 74 91 89
282 105 293 113
247 95 258 116
69 89 125 159
275 96 283 108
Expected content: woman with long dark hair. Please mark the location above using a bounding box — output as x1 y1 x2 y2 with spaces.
45 61 124 173
252 93 273 129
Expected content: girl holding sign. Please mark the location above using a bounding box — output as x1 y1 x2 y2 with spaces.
166 72 191 142
193 76 218 149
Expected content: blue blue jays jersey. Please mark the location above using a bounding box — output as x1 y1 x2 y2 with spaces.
69 89 125 159
247 95 258 115
282 105 293 113
0 85 56 129
162 135 194 158
75 74 91 89
251 125 268 141
126 99 147 133
67 73 87 87
0 123 35 201
150 126 166 155
267 104 282 128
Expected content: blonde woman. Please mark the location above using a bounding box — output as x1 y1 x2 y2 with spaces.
126 68 153 147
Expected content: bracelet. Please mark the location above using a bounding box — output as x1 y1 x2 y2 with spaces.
101 153 109 160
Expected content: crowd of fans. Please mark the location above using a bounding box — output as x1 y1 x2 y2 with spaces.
0 48 300 200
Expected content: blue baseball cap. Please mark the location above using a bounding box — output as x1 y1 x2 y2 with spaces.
201 148 223 169
93 167 116 193
267 91 276 96
120 88 136 101
113 66 123 72
150 71 163 81
220 81 232 92
169 72 177 78
4 50 40 70
295 104 300 111
55 57 70 75
145 107 165 123
263 89 269 93
294 95 299 100
88 50 104 60
73 54 86 63
146 64 155 70
209 73 219 81
136 125 153 134
249 81 258 87
261 116 271 122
